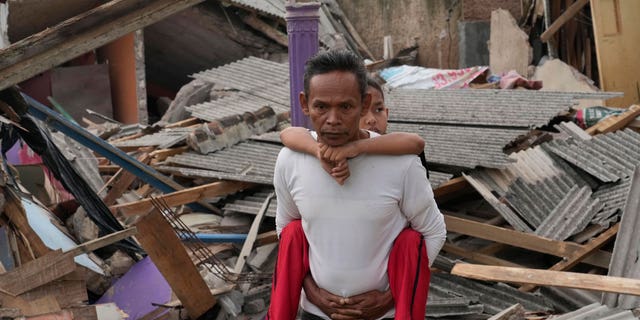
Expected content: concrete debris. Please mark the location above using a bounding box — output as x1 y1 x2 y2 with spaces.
187 106 278 154
160 78 213 124
65 207 99 243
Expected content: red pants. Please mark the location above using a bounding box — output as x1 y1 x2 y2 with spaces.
267 220 430 320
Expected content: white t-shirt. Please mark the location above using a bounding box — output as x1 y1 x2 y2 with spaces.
274 136 446 319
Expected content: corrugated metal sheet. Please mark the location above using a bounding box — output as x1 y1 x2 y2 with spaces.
592 178 631 226
427 284 484 318
187 57 290 124
388 122 525 169
466 146 590 231
534 185 604 241
540 287 600 314
386 89 621 128
186 92 289 122
550 303 637 320
431 273 552 315
226 0 357 52
505 175 575 228
429 171 453 190
470 146 580 196
543 129 640 182
156 165 274 185
603 168 640 309
161 140 282 185
223 190 278 218
111 128 192 148
191 56 289 105
464 173 533 232
250 131 283 144
227 0 286 18
554 121 592 141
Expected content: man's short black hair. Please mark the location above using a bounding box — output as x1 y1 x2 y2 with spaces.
366 76 384 101
303 50 368 99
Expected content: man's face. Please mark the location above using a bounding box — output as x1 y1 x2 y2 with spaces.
359 86 388 134
300 71 370 147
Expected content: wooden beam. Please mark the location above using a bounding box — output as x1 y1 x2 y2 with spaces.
2 188 51 259
234 193 274 274
102 152 151 205
0 250 75 296
586 104 640 135
0 0 206 91
1 280 87 309
487 304 525 320
442 243 523 268
98 165 121 174
451 263 640 296
242 14 288 47
149 146 189 163
164 117 201 128
63 228 138 257
135 209 215 319
540 0 590 42
256 230 278 246
444 214 610 268
112 180 254 217
519 223 619 292
433 177 473 203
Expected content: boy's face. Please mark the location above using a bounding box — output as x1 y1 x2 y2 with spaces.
359 86 388 134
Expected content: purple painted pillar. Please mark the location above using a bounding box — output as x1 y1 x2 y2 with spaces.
286 2 320 128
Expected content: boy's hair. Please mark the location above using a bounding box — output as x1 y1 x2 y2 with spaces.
366 76 385 101
303 50 368 99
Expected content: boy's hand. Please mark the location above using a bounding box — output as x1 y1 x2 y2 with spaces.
317 143 351 185
331 160 350 185
321 143 361 163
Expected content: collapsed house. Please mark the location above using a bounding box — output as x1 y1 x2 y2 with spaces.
0 0 640 319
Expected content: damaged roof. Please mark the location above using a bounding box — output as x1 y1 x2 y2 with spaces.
386 89 620 128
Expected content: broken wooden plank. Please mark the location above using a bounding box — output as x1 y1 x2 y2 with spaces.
256 230 278 246
433 176 473 203
135 209 215 319
2 188 51 259
112 180 254 217
540 0 590 42
98 165 121 175
13 296 61 317
0 250 75 296
444 214 610 268
519 223 619 292
487 303 525 320
586 104 640 135
102 152 151 206
149 146 189 163
442 243 523 268
242 14 288 47
164 117 201 128
1 280 87 309
0 0 206 91
451 263 640 296
63 228 138 257
234 193 274 274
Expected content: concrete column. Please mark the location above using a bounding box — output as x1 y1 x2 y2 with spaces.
286 2 320 128
100 33 137 124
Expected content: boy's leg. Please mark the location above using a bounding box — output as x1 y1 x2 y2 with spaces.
388 228 430 320
266 220 309 320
